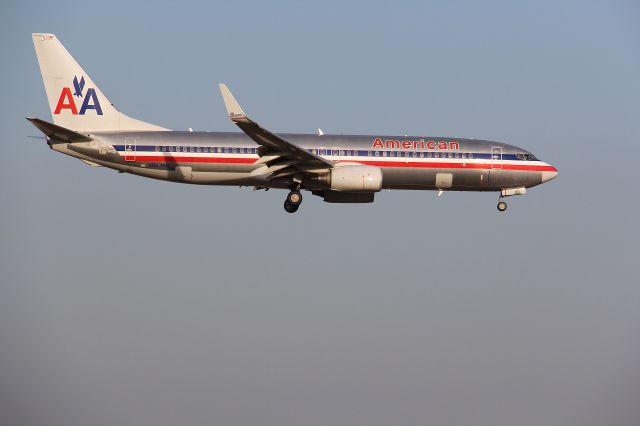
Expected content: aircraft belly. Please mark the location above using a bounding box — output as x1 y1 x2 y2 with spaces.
381 167 493 191
488 169 541 189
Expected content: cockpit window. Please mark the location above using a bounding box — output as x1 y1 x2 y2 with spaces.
517 153 539 161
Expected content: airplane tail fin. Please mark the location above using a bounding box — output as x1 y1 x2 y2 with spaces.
32 33 168 133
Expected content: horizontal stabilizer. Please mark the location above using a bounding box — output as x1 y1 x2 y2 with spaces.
26 117 93 143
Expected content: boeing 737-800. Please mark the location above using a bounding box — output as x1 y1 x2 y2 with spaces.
28 33 557 213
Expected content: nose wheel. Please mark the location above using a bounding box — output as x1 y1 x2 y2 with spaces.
497 200 507 212
284 190 303 213
284 200 299 213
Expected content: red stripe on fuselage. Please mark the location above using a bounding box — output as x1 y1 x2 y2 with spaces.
355 160 557 172
126 154 556 172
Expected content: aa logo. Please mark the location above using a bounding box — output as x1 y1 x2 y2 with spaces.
54 76 103 115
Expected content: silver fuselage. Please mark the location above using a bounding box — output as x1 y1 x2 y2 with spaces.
51 131 557 192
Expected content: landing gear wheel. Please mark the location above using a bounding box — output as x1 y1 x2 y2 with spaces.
286 190 303 206
497 201 507 212
284 201 299 213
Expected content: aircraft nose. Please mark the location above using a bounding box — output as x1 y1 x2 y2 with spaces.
541 165 558 183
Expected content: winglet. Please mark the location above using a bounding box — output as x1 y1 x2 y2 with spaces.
219 84 250 123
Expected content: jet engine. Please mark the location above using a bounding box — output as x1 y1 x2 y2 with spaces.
315 165 383 192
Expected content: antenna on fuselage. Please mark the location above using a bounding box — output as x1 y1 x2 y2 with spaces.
318 128 324 136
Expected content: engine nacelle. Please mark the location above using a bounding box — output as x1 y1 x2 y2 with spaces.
323 165 383 192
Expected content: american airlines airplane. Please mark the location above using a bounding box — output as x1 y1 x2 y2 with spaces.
29 33 557 213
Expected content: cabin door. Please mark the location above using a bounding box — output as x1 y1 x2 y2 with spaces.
124 138 137 161
489 146 503 187
490 146 503 169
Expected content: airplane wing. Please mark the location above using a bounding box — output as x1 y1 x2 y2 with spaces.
219 84 333 180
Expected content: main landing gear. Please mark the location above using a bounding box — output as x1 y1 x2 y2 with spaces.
283 189 303 213
497 199 508 212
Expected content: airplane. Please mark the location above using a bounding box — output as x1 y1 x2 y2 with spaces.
28 33 557 213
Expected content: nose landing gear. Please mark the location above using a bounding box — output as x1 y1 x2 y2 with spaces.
284 189 303 213
497 187 526 212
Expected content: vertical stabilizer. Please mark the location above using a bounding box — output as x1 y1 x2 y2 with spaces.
32 33 168 132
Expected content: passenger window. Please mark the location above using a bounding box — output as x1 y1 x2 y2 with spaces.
155 146 160 152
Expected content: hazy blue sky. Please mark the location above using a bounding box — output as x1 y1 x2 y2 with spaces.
1 1 639 425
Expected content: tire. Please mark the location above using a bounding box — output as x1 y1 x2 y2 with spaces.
497 201 507 212
287 191 303 206
284 201 299 213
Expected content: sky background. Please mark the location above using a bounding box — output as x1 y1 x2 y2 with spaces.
1 1 639 425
